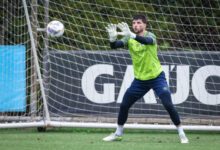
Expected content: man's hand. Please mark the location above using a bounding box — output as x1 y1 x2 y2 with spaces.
117 22 136 38
105 24 118 42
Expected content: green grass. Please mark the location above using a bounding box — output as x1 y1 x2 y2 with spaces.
0 128 220 150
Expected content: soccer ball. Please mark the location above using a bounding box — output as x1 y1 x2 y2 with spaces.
46 20 64 37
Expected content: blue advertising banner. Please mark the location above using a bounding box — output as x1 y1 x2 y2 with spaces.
0 45 26 112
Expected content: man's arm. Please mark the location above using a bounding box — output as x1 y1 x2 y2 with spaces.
110 35 153 49
110 40 124 49
135 35 154 45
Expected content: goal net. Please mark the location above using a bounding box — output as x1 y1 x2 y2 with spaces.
0 0 220 130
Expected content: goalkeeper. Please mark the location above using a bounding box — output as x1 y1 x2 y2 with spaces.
103 14 189 144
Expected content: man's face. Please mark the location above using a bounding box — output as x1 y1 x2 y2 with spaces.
132 19 146 34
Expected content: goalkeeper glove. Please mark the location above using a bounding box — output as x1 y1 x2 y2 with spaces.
117 22 136 38
105 24 118 42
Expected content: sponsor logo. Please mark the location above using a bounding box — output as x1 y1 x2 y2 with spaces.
82 64 220 105
163 87 168 91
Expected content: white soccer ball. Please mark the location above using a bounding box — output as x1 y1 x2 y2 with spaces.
46 20 64 37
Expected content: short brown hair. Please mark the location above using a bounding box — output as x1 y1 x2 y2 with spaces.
132 14 147 24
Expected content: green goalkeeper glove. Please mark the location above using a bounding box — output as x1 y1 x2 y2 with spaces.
117 22 136 38
105 24 118 42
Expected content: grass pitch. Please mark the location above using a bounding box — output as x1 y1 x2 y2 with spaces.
0 127 220 150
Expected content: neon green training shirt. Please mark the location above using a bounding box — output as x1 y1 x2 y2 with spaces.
121 31 162 81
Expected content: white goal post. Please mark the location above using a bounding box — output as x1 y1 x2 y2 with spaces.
0 0 220 131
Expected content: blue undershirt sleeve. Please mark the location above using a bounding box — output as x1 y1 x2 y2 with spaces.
110 40 124 49
135 35 154 45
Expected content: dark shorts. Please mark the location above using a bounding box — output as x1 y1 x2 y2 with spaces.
126 71 170 99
